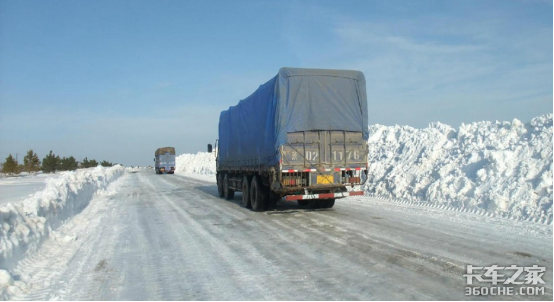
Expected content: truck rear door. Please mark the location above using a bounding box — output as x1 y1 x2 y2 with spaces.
281 130 367 187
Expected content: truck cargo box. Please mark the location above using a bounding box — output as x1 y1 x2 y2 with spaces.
154 147 176 174
218 67 368 169
214 67 368 211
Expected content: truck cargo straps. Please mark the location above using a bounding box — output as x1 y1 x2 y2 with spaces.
285 191 364 201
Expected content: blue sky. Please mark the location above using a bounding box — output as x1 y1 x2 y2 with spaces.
0 0 552 167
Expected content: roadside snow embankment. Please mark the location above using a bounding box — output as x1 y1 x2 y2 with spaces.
172 116 552 222
365 114 553 222
175 152 216 175
0 165 125 270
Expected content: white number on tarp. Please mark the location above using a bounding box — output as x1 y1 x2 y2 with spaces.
305 151 318 161
333 151 343 161
347 151 360 160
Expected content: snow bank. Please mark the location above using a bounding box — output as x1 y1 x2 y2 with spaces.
175 152 216 175
0 165 125 270
364 114 553 222
173 116 552 222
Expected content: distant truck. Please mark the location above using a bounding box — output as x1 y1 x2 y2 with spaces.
208 67 368 211
154 147 176 174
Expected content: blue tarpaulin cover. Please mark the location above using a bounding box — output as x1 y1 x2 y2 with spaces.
218 67 368 167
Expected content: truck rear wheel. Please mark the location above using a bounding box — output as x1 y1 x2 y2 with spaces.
298 200 309 206
217 174 224 198
250 176 266 212
322 199 335 208
242 176 251 208
265 189 279 210
224 174 235 200
308 199 321 209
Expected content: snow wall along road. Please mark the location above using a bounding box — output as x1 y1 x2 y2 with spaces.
176 114 552 223
365 114 552 223
0 165 125 271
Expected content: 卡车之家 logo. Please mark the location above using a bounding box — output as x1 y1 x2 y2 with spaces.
464 264 546 296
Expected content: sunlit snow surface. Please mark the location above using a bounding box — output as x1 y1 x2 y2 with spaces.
0 172 65 206
0 166 126 271
365 114 552 222
176 114 553 223
0 115 551 299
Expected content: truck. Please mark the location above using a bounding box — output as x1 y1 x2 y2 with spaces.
154 147 176 174
208 67 368 211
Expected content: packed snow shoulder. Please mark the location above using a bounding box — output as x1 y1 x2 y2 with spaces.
0 165 125 271
364 114 553 223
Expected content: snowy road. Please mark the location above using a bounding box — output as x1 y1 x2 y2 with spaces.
11 170 552 300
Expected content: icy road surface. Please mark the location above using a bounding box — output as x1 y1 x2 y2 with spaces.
11 170 552 300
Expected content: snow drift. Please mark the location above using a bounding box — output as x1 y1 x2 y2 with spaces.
365 114 553 222
175 152 216 175
174 115 552 222
0 165 125 270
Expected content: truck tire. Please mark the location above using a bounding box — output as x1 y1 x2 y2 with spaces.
224 174 235 200
297 200 308 206
265 189 279 210
250 176 266 212
322 199 335 208
242 176 251 208
308 199 321 209
217 174 225 198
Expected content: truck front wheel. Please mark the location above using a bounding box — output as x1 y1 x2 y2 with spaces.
224 174 235 200
250 176 266 212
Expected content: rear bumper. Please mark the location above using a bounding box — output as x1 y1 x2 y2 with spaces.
285 191 364 201
280 167 366 188
281 167 366 173
158 167 175 174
